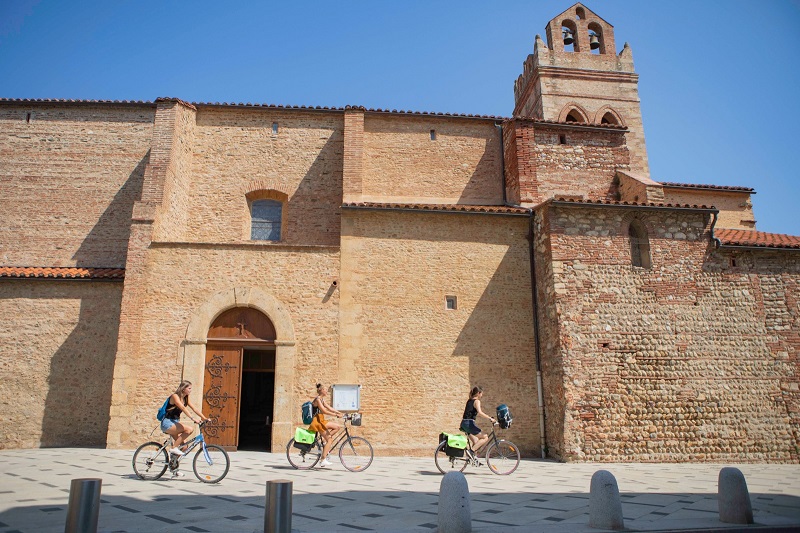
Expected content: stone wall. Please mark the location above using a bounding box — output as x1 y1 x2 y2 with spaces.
662 187 756 230
362 114 504 205
0 102 154 268
0 280 122 448
539 203 800 462
340 209 540 455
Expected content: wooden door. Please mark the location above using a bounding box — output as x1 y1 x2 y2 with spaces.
203 344 242 448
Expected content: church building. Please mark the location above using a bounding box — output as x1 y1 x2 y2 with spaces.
1 3 798 462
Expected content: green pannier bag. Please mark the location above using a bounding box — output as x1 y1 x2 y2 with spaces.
447 433 468 450
295 427 316 444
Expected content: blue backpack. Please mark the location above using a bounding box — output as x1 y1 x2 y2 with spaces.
301 401 314 425
156 398 170 421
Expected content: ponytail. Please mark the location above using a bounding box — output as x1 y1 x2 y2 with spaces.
470 386 483 398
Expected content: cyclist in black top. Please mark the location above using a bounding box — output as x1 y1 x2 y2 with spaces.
460 386 495 452
160 380 208 460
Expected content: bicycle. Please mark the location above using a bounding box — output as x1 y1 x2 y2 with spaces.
286 413 373 472
132 419 231 483
434 422 520 475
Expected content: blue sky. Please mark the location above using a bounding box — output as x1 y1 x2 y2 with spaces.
2 1 799 235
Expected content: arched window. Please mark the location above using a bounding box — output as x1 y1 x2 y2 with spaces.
251 199 282 241
629 220 651 268
601 112 619 125
566 111 582 123
587 22 605 55
561 19 578 53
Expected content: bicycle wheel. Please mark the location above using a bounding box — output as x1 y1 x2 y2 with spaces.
132 441 169 480
338 436 373 472
286 438 322 470
486 439 520 475
434 441 468 474
193 444 230 483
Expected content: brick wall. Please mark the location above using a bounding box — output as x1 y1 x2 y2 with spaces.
507 120 629 206
0 103 154 268
539 203 800 462
184 107 343 246
0 280 122 448
340 209 540 455
362 115 504 205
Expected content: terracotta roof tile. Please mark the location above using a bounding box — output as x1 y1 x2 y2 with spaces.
716 229 800 249
0 97 505 120
550 197 716 210
661 182 755 193
0 97 152 105
341 202 530 215
0 267 125 279
522 118 628 130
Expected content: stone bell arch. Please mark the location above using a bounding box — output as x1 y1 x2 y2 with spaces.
181 287 296 451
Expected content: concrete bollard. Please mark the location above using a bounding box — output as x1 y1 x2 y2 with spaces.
588 470 624 530
65 478 102 533
438 471 471 533
718 467 754 524
264 479 293 533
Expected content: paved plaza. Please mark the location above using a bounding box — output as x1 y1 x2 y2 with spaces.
1 448 799 532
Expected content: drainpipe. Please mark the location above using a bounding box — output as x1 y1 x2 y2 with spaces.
527 209 547 459
709 211 721 248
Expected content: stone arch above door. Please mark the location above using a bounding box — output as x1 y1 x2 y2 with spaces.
181 287 296 451
185 287 295 344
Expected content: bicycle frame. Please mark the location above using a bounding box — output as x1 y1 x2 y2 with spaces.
158 423 212 469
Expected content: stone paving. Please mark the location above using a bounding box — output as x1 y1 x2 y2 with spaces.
1 448 799 532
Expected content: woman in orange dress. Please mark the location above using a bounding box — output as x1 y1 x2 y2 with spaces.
308 383 343 468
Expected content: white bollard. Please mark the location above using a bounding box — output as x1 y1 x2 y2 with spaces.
438 471 471 533
718 467 754 524
588 470 624 530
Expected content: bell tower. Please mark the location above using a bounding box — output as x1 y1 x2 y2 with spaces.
513 3 650 177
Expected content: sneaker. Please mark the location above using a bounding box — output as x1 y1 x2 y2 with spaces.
319 458 333 468
169 448 184 456
172 470 185 478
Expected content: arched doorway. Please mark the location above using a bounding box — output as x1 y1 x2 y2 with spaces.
204 307 276 451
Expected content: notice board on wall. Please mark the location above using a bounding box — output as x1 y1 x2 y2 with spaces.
331 384 361 411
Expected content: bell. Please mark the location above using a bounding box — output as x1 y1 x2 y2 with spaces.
563 30 574 45
590 34 600 50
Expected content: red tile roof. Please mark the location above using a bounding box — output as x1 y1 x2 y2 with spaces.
0 267 125 279
661 182 755 193
342 202 530 215
715 229 800 249
550 197 716 210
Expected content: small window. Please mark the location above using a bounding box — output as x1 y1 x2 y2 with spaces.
251 199 282 241
272 122 279 134
445 295 457 310
430 129 437 141
25 112 32 124
559 134 567 145
629 220 651 269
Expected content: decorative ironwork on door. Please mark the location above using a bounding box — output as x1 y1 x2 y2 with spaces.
203 346 242 448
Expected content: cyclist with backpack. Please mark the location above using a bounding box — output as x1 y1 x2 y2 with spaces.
461 386 495 453
160 380 209 463
308 383 344 468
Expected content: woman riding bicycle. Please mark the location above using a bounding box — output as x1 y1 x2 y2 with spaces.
308 383 343 468
161 380 209 461
461 386 495 453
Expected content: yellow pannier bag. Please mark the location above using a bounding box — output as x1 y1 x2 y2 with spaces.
295 427 316 444
447 433 468 449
